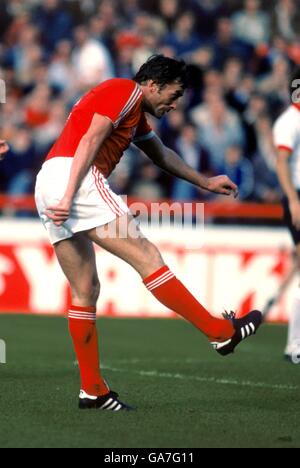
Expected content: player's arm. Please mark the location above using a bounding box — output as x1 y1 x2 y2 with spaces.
135 133 238 197
276 148 300 229
0 140 9 160
45 114 113 226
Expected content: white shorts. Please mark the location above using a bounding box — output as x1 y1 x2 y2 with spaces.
35 157 129 245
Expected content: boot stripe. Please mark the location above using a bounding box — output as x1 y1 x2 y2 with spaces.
101 398 113 409
106 401 119 411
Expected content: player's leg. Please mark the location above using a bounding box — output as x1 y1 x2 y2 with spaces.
285 244 300 362
54 233 135 410
54 234 109 397
54 233 100 307
282 196 300 362
85 214 262 351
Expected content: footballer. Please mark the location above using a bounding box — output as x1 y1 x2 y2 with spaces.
34 55 262 411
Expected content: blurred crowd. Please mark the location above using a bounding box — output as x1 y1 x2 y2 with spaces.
0 0 300 206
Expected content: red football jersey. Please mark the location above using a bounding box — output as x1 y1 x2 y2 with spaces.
46 79 153 177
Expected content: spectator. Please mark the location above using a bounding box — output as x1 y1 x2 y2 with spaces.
232 0 270 47
133 11 166 39
265 35 300 69
6 24 43 87
72 24 115 88
252 114 281 202
242 92 269 156
88 16 111 48
5 0 32 17
223 57 244 94
34 0 74 53
130 161 165 200
270 0 300 42
158 0 182 31
160 109 186 151
96 0 121 35
219 145 255 201
163 11 202 56
0 0 13 42
179 47 214 108
172 123 212 201
258 56 291 115
212 17 254 68
0 0 297 208
0 95 23 129
115 32 142 79
1 126 37 196
192 0 229 39
202 69 224 94
120 0 142 24
190 91 245 171
132 30 161 74
108 149 132 195
265 36 290 68
48 40 76 94
23 84 51 129
226 73 256 114
33 99 67 155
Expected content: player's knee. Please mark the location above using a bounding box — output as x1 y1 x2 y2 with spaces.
140 239 164 270
73 277 101 305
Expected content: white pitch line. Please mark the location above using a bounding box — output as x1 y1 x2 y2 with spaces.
102 364 298 391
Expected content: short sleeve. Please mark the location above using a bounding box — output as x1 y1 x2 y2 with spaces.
93 80 143 129
273 114 296 152
133 113 155 143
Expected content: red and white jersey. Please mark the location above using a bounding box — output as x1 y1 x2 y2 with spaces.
46 78 154 178
273 104 300 189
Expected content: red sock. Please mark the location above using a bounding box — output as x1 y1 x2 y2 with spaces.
143 266 234 341
68 305 109 397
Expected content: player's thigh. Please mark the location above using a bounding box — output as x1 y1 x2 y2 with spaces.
85 214 164 277
54 233 99 294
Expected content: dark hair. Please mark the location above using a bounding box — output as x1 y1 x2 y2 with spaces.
134 55 188 90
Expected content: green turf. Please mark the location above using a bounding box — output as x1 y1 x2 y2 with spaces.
0 315 299 448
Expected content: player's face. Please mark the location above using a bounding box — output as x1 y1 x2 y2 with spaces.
146 82 184 118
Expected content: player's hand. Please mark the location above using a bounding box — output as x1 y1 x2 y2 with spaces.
289 200 300 230
206 175 239 198
0 140 9 160
44 198 72 226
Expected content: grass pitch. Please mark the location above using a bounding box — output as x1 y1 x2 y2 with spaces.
0 315 299 448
